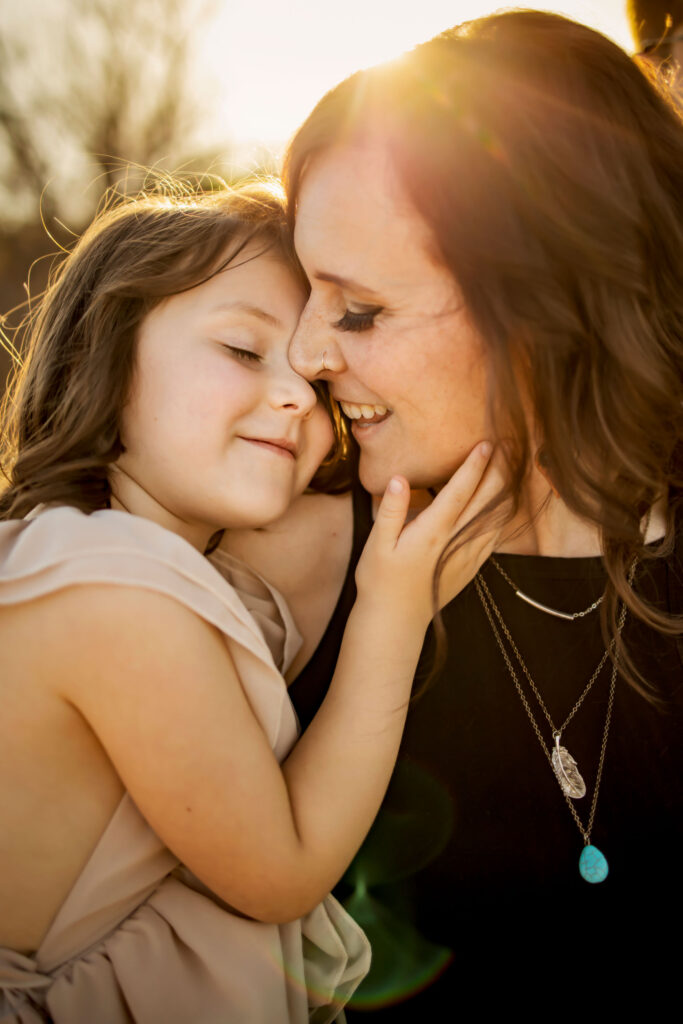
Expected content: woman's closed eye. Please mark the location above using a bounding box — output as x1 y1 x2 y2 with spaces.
333 307 382 333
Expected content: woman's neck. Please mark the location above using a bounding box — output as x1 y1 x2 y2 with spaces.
402 467 667 559
494 472 668 557
495 495 603 557
495 466 602 556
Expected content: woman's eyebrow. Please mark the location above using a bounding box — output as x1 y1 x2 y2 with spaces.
314 271 381 298
211 302 282 327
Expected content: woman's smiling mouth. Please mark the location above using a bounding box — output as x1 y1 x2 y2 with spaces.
339 401 390 426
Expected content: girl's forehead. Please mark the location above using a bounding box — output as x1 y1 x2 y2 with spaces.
143 247 306 335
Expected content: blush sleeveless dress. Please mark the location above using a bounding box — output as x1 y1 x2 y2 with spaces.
0 506 370 1024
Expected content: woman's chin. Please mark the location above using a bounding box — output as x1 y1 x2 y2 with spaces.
357 457 396 496
358 455 435 496
359 452 479 497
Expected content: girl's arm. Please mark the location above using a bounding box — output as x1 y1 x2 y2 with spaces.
53 443 500 922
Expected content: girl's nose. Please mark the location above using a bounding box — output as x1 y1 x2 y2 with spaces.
269 367 318 419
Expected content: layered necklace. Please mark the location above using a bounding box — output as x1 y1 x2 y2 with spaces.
475 556 636 884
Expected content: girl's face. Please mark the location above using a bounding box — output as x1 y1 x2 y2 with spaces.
115 244 334 548
289 143 489 495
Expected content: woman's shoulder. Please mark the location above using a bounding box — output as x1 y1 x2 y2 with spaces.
219 490 354 600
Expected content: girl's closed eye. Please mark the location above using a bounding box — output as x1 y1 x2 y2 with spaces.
334 307 382 333
222 344 262 364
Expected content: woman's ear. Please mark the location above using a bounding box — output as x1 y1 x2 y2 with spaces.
534 446 560 499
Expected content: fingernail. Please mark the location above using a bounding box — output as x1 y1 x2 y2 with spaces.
388 476 403 494
479 441 493 458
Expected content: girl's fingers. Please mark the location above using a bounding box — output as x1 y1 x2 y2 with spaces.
453 446 508 531
369 475 411 548
418 442 493 534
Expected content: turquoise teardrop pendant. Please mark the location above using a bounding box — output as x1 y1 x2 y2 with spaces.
579 844 609 883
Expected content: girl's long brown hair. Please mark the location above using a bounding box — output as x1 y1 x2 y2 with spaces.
284 11 683 694
0 179 351 524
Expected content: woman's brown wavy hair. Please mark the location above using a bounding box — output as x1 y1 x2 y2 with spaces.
284 11 683 693
0 178 352 526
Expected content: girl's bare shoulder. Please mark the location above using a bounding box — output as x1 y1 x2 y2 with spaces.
0 583 222 696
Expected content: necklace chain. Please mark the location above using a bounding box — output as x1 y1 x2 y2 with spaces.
490 555 604 621
477 573 610 735
474 564 633 844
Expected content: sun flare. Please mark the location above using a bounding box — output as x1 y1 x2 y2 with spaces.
201 0 633 155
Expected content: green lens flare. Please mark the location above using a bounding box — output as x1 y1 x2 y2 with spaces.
341 758 456 1007
343 889 452 1008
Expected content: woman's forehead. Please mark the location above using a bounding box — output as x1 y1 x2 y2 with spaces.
294 143 438 270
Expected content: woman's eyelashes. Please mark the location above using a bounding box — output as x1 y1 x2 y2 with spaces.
333 307 382 333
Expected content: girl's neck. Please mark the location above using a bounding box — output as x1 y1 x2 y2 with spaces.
109 466 213 552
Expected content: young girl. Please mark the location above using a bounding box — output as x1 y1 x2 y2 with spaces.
0 181 501 1023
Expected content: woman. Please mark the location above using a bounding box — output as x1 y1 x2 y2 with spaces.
222 11 682 1015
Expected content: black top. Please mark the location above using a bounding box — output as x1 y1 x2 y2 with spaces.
289 480 369 728
290 487 683 1016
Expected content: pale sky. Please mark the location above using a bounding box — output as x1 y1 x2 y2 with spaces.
0 0 638 223
202 0 635 158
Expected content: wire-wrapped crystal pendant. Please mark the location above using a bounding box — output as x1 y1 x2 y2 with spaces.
551 733 586 799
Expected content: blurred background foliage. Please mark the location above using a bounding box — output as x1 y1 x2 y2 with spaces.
0 0 255 387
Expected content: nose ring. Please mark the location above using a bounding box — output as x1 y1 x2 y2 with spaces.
320 350 329 373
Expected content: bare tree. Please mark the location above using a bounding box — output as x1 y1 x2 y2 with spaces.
0 0 225 386
0 0 219 232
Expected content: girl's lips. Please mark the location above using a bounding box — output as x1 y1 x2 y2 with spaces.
240 437 297 458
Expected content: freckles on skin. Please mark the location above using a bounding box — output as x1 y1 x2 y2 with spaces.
366 311 487 476
292 142 492 494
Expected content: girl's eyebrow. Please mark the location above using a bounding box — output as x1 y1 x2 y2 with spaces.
211 302 282 327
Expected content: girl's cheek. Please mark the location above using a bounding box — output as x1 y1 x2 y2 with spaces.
314 407 336 457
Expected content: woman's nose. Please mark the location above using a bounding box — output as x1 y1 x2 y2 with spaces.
289 302 346 381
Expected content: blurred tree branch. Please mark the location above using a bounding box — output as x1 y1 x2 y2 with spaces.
0 0 219 233
0 0 224 385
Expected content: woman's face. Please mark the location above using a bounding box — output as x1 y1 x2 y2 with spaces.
116 244 334 547
290 143 489 495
